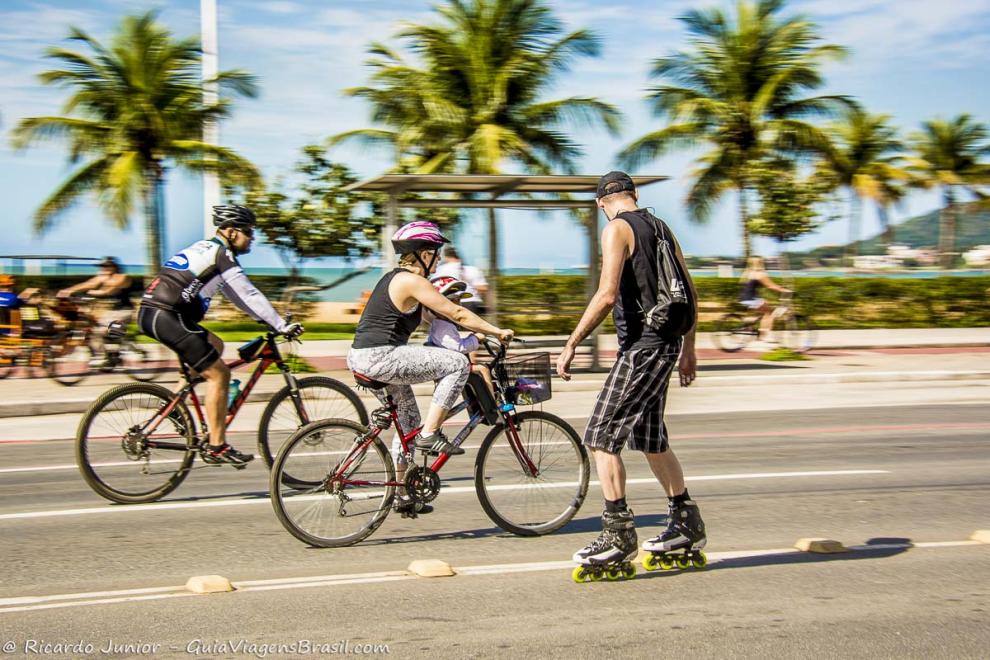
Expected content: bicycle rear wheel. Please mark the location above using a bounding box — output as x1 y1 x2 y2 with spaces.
76 383 196 503
270 418 395 547
121 338 172 382
712 313 755 352
257 376 369 473
475 410 589 536
779 315 817 354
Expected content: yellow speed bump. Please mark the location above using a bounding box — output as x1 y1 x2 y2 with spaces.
970 530 990 544
795 538 848 554
185 575 235 594
407 559 456 578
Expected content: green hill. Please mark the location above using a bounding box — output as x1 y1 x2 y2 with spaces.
789 204 990 262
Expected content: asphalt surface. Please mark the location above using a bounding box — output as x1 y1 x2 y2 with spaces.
0 401 988 658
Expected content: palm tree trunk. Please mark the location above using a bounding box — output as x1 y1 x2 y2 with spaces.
143 165 165 278
847 190 862 261
878 204 893 247
486 207 499 324
739 187 752 259
938 186 956 269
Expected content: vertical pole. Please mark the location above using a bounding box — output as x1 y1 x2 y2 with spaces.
384 193 398 269
587 203 601 371
201 0 220 238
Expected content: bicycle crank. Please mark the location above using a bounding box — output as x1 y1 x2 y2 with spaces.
404 466 441 503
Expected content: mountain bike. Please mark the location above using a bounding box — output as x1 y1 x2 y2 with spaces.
76 329 368 504
713 292 817 353
270 338 590 547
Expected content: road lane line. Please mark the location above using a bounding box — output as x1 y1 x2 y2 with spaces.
0 539 982 614
0 469 890 521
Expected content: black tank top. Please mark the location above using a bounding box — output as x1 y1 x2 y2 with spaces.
352 269 423 349
612 209 673 353
740 278 761 301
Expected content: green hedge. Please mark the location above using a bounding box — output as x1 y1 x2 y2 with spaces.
497 275 990 331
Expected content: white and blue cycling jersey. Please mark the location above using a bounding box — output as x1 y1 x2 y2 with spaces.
141 237 287 332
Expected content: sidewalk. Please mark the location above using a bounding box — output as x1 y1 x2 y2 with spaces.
1 337 987 419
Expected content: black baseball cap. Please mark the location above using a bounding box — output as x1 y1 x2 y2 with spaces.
596 171 636 199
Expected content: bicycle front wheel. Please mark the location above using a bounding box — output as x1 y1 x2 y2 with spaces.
47 340 93 386
75 383 196 503
779 315 817 354
270 418 395 548
258 377 369 471
712 313 754 353
475 410 589 536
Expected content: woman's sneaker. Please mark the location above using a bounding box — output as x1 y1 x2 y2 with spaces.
414 430 464 456
202 442 254 468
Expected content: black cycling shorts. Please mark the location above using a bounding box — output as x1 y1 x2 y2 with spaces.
138 304 219 372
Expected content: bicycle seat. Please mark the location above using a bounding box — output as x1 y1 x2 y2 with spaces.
352 371 389 390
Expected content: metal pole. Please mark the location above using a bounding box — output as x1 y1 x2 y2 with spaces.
384 193 398 269
587 203 601 371
201 0 220 238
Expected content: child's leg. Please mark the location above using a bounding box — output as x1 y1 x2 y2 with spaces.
473 363 494 395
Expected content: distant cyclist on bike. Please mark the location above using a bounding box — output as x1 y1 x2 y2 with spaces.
138 205 303 466
57 256 134 363
739 256 791 341
347 221 513 515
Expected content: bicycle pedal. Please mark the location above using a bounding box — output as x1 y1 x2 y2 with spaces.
232 463 249 471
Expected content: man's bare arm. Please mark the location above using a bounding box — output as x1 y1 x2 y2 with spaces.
565 220 631 349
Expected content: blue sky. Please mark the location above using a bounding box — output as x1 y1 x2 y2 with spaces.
1 0 989 270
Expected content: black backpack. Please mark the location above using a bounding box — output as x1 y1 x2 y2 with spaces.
631 213 696 339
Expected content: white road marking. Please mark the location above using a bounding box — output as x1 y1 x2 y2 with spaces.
0 470 890 521
0 539 982 614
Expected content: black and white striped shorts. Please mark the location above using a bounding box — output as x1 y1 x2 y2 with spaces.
583 341 682 455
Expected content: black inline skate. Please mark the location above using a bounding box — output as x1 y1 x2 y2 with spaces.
571 509 638 583
642 499 707 571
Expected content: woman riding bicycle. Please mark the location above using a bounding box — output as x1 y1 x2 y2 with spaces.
347 221 513 514
739 256 791 341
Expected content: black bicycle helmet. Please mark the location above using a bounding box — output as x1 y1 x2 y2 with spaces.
212 205 257 228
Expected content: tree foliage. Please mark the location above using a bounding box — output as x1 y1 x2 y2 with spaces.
12 12 259 271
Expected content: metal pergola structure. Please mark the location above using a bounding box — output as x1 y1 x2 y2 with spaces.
345 174 668 368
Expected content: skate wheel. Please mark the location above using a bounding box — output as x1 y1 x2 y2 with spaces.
589 569 604 582
675 555 692 570
606 567 622 581
571 566 591 584
691 552 708 569
622 563 636 580
643 554 660 571
659 555 676 571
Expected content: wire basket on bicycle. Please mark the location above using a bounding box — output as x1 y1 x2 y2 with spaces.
499 352 552 405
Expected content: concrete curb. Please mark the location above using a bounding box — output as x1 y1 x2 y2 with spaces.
1 369 988 419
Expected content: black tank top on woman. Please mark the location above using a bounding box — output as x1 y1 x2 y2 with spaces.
352 269 423 349
612 209 681 353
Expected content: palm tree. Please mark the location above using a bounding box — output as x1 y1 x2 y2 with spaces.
818 107 903 261
331 0 620 317
619 0 851 258
12 12 259 274
908 114 990 268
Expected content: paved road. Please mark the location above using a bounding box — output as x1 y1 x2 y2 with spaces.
0 399 988 658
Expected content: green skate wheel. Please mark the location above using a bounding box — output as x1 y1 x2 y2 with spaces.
589 569 604 582
659 555 676 570
622 563 636 580
643 554 660 571
691 552 708 569
606 567 622 581
571 566 591 583
675 555 691 569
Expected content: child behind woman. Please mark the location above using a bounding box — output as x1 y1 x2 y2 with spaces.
426 275 494 395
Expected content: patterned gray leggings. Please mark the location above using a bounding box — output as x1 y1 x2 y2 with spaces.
347 344 471 461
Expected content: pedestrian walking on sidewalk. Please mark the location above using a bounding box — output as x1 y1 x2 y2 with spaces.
557 171 707 570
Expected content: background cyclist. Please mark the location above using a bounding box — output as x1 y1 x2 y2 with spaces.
739 256 792 341
57 256 133 362
138 205 302 467
347 221 513 515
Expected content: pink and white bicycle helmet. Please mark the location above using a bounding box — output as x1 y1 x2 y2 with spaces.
391 221 450 255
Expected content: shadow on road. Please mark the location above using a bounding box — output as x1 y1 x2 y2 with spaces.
634 536 915 581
